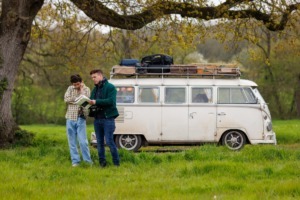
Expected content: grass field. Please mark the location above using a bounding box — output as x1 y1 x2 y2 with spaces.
0 120 299 199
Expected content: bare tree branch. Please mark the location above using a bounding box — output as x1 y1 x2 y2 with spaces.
69 0 299 31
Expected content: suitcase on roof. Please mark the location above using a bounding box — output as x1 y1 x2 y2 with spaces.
113 65 136 75
120 59 139 66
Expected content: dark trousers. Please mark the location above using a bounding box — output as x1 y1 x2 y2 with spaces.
94 118 120 165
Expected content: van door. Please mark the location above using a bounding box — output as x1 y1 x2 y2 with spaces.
137 87 162 141
188 87 216 141
217 87 263 140
161 87 188 141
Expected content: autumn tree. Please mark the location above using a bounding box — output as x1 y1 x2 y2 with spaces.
1 0 299 146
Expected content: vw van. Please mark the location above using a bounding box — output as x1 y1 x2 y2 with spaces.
91 65 277 151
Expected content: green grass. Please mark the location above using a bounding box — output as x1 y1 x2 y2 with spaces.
273 119 300 144
0 120 299 199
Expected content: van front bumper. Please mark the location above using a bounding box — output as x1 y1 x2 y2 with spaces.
250 131 277 145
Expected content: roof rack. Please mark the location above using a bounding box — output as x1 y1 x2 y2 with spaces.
110 63 241 79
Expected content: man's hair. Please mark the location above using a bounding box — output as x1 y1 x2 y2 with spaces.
90 69 103 75
70 74 82 83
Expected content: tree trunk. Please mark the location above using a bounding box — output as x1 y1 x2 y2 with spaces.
0 0 44 147
295 74 300 118
121 30 132 58
262 31 284 119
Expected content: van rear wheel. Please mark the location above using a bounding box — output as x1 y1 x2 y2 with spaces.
115 135 142 152
222 130 246 150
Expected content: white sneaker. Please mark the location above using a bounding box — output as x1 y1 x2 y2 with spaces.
72 163 79 167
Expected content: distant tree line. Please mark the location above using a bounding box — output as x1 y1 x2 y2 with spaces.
1 0 299 146
12 4 300 124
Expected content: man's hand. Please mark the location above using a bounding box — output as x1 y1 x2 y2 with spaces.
89 100 96 105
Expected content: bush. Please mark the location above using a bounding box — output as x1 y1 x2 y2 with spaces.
14 129 35 146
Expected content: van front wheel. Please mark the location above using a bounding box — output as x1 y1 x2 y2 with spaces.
222 130 246 150
115 135 142 152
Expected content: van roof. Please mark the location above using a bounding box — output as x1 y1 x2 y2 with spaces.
109 78 258 87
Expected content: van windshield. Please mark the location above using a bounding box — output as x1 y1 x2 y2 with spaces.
253 88 266 104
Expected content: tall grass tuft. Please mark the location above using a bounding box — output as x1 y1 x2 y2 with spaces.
119 149 139 164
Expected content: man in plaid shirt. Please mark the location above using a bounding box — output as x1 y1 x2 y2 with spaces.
64 74 92 167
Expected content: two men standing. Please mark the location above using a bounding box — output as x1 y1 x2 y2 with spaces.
64 71 120 167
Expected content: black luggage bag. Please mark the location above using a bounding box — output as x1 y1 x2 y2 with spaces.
140 54 173 73
143 64 170 73
141 54 173 65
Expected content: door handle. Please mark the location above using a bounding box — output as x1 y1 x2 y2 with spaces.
218 112 226 116
189 112 197 119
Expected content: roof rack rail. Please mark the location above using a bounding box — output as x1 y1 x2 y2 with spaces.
110 63 241 79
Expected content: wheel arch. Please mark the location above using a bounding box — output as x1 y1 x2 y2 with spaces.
113 133 147 151
221 129 249 151
113 133 147 145
218 129 250 145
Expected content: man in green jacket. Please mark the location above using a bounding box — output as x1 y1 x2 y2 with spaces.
89 69 120 167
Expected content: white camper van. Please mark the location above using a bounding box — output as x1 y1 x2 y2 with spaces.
91 65 276 151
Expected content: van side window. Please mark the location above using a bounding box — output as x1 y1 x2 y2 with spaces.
218 88 230 103
116 87 135 103
165 88 186 104
138 87 160 103
192 88 212 103
218 88 256 104
231 88 247 103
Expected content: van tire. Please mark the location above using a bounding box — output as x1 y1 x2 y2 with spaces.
115 135 142 152
222 130 246 150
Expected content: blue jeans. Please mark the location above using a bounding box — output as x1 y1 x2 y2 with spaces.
66 117 92 165
94 118 120 165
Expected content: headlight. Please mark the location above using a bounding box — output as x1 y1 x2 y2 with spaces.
266 122 272 131
263 114 267 120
